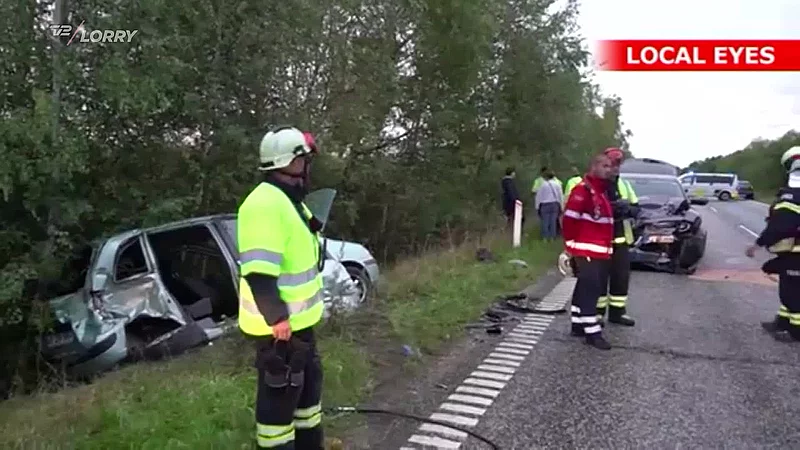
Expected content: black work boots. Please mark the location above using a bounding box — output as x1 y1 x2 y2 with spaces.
762 316 800 342
608 308 636 326
585 334 612 350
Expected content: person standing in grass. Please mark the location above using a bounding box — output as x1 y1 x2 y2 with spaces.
238 126 326 450
535 169 563 240
501 166 522 227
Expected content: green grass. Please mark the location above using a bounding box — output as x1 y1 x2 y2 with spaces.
0 228 560 449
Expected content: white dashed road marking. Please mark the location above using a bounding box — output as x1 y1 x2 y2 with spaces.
738 224 759 238
401 277 575 449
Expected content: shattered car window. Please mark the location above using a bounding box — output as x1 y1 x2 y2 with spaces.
115 239 149 281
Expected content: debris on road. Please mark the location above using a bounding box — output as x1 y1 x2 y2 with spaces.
476 247 496 262
465 292 568 334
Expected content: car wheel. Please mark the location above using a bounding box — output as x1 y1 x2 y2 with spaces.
718 191 731 201
344 264 373 304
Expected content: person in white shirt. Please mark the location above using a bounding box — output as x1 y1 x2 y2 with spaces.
534 169 564 240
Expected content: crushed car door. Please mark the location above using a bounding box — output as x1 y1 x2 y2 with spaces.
89 232 186 329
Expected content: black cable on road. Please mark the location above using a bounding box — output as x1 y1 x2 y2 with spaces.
325 406 501 450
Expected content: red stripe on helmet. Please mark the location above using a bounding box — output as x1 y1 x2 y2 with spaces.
303 132 318 153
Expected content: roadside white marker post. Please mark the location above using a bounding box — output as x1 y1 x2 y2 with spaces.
512 200 522 247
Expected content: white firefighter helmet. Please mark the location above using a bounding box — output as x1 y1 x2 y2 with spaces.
557 251 574 277
258 127 318 171
781 146 800 173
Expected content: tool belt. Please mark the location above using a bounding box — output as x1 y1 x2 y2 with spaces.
256 336 311 389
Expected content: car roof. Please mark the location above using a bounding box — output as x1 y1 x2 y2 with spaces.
621 173 680 181
620 158 679 176
102 213 236 248
683 172 736 176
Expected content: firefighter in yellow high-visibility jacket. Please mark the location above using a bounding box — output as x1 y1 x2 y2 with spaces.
237 126 325 449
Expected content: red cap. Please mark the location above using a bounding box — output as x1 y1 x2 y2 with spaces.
604 147 624 161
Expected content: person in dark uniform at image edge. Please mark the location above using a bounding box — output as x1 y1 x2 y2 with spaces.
562 153 615 350
746 146 800 343
501 166 521 226
237 126 326 449
597 147 639 327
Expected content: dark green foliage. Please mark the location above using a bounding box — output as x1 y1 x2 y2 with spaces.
0 0 630 390
685 130 800 197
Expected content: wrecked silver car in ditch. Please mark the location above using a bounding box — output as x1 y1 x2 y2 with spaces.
39 189 372 377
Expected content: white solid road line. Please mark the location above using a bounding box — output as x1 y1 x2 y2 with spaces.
455 385 501 397
399 277 576 449
497 342 534 350
447 393 494 406
482 358 520 367
439 402 487 416
419 423 468 438
709 206 718 213
470 370 513 381
492 346 529 355
408 433 461 449
738 224 759 237
476 364 517 374
429 412 479 427
463 377 506 389
487 351 525 360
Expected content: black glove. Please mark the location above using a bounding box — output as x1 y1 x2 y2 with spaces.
628 203 641 219
611 200 631 218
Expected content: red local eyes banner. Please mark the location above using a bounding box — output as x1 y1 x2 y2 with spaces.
595 40 800 71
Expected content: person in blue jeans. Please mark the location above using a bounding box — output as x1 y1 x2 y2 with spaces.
535 169 564 240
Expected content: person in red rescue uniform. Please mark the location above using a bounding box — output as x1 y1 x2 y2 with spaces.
562 153 615 350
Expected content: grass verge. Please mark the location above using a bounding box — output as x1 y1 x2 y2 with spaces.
0 227 561 449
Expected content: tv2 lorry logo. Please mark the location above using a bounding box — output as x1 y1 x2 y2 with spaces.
50 21 138 46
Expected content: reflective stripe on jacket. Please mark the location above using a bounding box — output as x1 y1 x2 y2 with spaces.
237 182 324 336
562 176 615 259
765 198 800 254
614 178 638 245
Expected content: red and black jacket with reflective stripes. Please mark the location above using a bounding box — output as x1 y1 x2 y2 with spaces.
562 175 614 259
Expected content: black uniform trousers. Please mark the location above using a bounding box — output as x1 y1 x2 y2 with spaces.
597 243 630 319
570 257 609 336
778 271 800 339
254 327 324 449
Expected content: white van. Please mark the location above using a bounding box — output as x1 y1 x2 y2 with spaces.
678 172 740 201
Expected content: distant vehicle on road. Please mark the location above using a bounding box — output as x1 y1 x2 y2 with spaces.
737 180 755 199
622 173 708 274
678 172 740 201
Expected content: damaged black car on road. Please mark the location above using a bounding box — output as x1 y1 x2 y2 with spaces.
622 173 708 274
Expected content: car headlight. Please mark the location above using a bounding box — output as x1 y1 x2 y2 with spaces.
677 222 692 233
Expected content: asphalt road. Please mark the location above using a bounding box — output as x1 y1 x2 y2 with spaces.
397 200 800 450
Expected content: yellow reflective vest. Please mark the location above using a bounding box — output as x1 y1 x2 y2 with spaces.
564 176 582 197
237 182 324 336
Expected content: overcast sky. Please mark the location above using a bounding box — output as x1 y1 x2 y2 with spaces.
578 0 800 167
